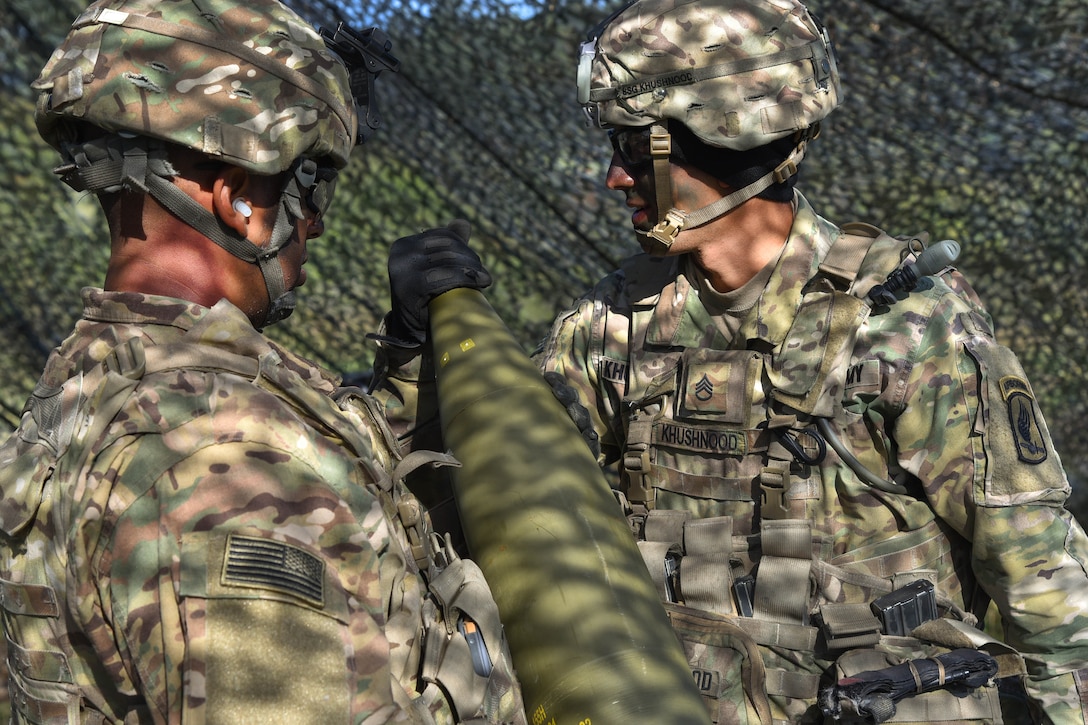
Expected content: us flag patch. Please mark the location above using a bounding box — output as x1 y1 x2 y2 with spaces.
222 534 326 607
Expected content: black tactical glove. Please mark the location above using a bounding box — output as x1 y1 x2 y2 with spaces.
543 371 601 459
818 648 998 723
383 220 492 348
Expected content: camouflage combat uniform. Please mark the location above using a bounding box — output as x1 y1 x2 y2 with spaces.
0 289 522 724
536 192 1088 723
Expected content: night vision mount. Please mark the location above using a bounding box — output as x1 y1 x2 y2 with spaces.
320 23 401 143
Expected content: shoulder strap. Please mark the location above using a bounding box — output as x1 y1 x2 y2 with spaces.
819 222 882 290
769 223 918 418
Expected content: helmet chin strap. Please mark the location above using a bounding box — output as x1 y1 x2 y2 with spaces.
636 126 809 253
58 135 302 327
142 172 299 326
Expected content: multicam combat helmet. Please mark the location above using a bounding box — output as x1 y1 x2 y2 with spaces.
577 0 842 249
32 0 398 325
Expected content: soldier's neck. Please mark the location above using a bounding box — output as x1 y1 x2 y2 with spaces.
688 197 793 293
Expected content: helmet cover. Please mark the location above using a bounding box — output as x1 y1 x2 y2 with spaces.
578 0 842 151
33 0 358 174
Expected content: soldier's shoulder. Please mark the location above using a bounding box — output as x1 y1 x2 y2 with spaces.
112 362 353 470
861 265 996 370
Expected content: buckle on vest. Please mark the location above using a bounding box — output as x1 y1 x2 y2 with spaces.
397 498 432 571
760 466 789 519
622 442 655 505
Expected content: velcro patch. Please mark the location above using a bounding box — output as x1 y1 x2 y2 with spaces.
692 667 722 698
222 534 325 607
654 421 747 456
844 359 881 394
999 376 1047 465
678 349 759 424
599 356 628 387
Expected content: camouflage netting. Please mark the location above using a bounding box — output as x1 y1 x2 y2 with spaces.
1 0 1085 513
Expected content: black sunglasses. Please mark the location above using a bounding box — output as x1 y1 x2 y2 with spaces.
609 127 656 169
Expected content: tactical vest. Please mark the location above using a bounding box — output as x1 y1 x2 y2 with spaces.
597 225 1024 724
0 338 524 724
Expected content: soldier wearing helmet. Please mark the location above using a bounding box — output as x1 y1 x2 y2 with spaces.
531 0 1088 721
0 1 524 723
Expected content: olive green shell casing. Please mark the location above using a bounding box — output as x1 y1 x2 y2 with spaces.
430 287 707 724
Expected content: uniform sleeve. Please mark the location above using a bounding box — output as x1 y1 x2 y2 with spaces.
367 337 434 440
534 298 624 467
81 433 410 725
892 290 1088 719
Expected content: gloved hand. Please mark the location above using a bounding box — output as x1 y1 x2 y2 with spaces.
383 220 492 348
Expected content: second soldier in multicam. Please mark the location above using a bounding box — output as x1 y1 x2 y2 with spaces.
535 0 1088 722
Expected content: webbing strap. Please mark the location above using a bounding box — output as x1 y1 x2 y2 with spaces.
763 667 819 700
6 636 73 685
657 462 770 501
681 516 735 616
818 229 878 291
881 685 1000 721
818 602 881 650
622 417 656 506
67 157 124 192
753 519 812 625
9 687 70 725
643 508 690 543
0 579 60 618
646 123 677 250
733 617 818 651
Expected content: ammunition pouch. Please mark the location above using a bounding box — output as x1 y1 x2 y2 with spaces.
420 535 525 725
638 509 1021 724
665 603 772 725
822 613 1026 724
827 643 1004 724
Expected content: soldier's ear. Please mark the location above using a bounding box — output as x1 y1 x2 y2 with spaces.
213 166 251 236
